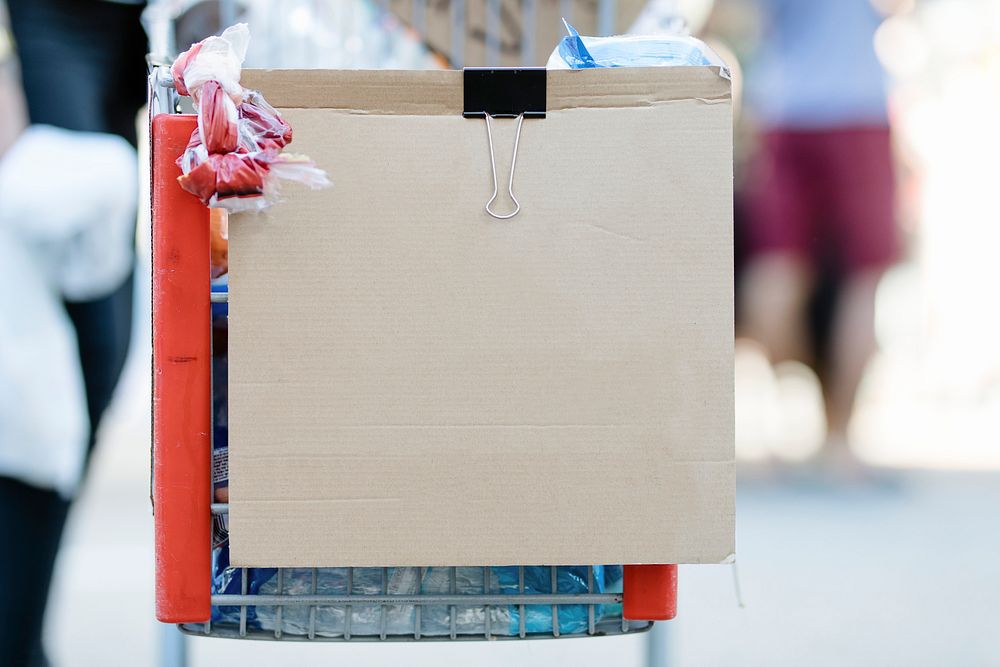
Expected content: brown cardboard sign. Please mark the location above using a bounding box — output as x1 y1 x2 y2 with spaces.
229 68 734 567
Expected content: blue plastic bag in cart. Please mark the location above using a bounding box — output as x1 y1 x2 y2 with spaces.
206 246 628 637
209 556 625 637
206 298 626 637
547 20 728 72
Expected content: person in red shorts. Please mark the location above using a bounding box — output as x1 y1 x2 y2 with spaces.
736 0 900 470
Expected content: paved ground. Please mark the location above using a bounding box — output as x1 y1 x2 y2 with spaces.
672 472 1000 666
41 267 1000 666
45 399 1000 666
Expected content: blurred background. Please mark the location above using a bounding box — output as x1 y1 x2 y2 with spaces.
1 0 999 665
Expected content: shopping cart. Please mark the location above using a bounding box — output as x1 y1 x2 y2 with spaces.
149 61 677 645
148 0 681 657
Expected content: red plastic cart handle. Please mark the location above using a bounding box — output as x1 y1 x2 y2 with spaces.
152 114 213 623
623 564 678 621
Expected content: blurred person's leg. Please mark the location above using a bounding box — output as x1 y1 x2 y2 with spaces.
740 253 814 364
819 126 898 454
1 0 146 663
824 269 881 445
740 131 819 365
0 480 70 667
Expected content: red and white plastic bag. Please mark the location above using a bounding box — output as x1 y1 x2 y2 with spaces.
171 24 329 212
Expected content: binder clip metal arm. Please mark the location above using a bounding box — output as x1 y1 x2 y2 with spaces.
463 68 546 220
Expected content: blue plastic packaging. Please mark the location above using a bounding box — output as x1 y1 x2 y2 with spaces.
550 20 725 71
209 557 625 637
206 306 627 637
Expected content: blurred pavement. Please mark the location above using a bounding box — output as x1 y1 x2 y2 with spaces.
44 309 1000 666
674 472 1000 666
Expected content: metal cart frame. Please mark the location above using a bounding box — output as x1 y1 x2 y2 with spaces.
148 1 680 650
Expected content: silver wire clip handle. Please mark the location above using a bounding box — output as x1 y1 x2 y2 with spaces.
483 114 525 219
463 68 546 220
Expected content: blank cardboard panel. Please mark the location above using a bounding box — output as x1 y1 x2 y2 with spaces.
229 68 734 567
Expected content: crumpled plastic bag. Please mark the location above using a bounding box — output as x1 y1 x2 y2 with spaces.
209 549 626 638
171 23 330 212
547 20 728 74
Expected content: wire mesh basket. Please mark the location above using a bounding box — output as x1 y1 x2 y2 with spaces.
149 1 679 643
183 559 650 641
183 282 655 642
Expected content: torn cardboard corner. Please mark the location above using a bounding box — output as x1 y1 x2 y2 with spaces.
386 0 647 66
228 68 735 568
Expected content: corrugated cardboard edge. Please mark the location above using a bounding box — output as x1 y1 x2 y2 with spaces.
240 67 731 115
230 66 736 566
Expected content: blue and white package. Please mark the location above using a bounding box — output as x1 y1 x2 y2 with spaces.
206 272 628 637
548 20 727 72
209 558 626 637
210 277 230 547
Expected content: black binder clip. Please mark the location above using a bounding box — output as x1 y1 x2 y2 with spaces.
464 68 546 220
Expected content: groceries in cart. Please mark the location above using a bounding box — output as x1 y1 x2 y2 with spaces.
205 304 629 637
547 19 728 73
210 559 626 638
154 14 731 641
171 24 329 211
210 208 228 278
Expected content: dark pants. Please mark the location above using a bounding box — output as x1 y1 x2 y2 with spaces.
0 1 146 664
